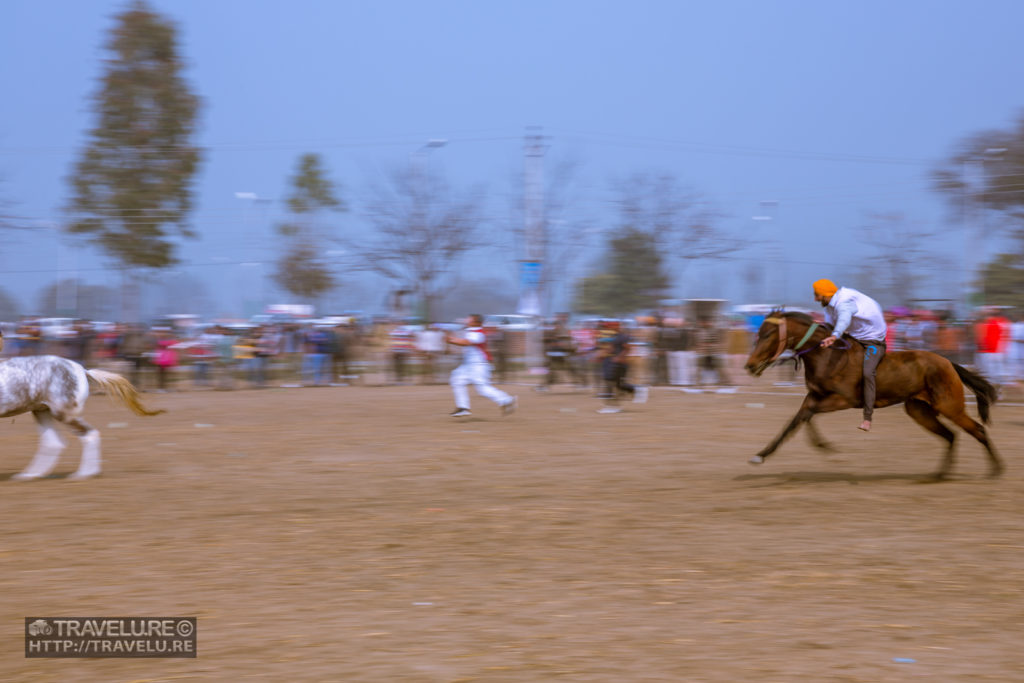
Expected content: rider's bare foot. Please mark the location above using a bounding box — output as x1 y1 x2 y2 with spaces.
858 420 872 432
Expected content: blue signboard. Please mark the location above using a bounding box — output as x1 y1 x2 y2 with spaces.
520 261 542 288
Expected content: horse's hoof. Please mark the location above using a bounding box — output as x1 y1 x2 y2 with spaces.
749 456 765 465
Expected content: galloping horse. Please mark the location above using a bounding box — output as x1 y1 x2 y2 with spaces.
744 311 1002 480
1 333 163 480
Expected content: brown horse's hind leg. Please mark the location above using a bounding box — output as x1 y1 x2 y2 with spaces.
805 417 837 452
943 409 1004 478
904 399 956 480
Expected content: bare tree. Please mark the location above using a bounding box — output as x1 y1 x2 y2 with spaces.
352 166 486 323
861 212 951 308
932 123 1024 234
613 172 735 275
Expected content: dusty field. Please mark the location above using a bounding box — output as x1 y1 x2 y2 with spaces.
1 380 1023 682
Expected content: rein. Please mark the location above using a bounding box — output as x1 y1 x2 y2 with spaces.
793 323 821 356
763 317 843 361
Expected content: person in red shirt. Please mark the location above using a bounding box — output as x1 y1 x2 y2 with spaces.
976 308 1011 385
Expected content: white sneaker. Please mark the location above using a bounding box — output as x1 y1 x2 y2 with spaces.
597 406 621 414
501 396 518 416
450 408 472 417
633 386 649 404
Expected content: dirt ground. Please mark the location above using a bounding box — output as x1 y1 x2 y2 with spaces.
1 379 1023 682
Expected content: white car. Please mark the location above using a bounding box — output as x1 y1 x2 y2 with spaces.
483 314 538 330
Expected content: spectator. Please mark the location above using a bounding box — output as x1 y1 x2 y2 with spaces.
153 329 178 392
725 318 753 386
303 325 332 386
191 327 217 388
214 326 237 390
976 308 1010 384
668 319 696 387
332 323 354 385
570 321 598 389
389 324 414 384
1011 312 1024 384
537 313 581 392
596 321 648 413
695 318 728 387
119 323 150 389
254 326 281 387
651 315 675 386
415 324 446 385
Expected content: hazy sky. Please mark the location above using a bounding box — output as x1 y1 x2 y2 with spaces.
3 0 1024 319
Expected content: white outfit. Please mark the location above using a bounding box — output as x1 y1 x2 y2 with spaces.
668 350 695 385
415 328 446 354
1012 321 1024 382
450 328 512 409
824 287 887 342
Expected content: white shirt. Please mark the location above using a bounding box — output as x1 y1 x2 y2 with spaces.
460 328 490 364
824 287 887 342
415 329 446 353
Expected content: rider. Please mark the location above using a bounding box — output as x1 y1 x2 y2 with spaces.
812 279 888 432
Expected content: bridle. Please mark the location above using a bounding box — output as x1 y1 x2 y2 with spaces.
762 315 822 363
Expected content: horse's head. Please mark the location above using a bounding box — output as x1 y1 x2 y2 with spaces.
744 311 821 377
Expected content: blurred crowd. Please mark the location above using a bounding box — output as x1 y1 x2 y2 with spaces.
1 306 1022 392
533 307 1024 391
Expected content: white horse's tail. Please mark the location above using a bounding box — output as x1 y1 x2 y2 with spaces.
86 369 166 416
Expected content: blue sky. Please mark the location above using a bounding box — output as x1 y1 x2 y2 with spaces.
3 0 1023 318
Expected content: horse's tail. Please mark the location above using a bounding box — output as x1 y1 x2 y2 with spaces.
953 363 997 424
86 369 166 417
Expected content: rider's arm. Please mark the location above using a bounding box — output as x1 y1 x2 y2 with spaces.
830 299 858 338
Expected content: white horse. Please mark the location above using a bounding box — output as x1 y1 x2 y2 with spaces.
1 344 163 480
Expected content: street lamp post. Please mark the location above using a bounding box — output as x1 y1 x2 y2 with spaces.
408 139 447 322
410 139 448 191
235 191 273 317
752 200 781 306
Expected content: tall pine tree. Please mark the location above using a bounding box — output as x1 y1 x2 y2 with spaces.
274 153 345 301
66 1 201 271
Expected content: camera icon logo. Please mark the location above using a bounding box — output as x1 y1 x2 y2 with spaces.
27 620 52 636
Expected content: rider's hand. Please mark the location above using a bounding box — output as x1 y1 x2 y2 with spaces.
820 335 837 348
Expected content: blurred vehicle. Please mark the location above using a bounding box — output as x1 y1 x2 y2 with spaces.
573 317 638 330
483 314 539 330
37 317 76 339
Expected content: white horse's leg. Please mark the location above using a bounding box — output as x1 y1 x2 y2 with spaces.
65 418 101 481
13 411 66 481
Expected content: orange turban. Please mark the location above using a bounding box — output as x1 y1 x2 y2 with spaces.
813 279 838 299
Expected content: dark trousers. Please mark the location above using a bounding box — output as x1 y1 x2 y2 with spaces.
859 339 886 420
602 360 635 400
544 354 581 386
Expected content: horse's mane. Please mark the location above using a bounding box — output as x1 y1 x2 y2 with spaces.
767 309 834 372
772 309 834 333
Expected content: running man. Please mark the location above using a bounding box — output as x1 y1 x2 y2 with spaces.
812 279 887 432
596 321 648 414
446 314 517 417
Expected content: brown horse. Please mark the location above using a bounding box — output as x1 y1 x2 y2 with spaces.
744 311 1002 480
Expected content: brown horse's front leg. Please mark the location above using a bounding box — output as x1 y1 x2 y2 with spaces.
750 392 850 465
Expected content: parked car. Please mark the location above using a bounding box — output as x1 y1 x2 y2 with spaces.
483 314 539 330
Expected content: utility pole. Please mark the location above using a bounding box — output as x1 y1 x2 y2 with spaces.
520 128 546 317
